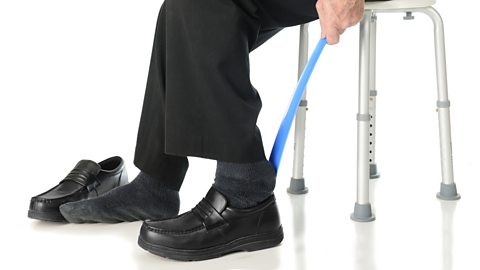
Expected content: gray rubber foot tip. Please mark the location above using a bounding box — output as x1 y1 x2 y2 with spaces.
436 183 461 200
287 178 308 194
351 203 376 222
369 163 380 179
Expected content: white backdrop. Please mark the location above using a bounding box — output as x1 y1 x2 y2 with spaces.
1 1 479 269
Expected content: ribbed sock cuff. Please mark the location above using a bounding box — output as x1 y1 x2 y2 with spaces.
214 159 276 208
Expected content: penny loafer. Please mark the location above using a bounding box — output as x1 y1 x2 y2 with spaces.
138 186 284 261
28 156 128 222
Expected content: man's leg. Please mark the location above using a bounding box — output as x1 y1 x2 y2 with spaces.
58 0 287 223
137 0 320 261
60 0 319 225
60 3 189 223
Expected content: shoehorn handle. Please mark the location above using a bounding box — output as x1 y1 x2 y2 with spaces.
269 37 327 175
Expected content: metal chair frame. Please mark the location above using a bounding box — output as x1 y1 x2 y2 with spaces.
289 1 460 222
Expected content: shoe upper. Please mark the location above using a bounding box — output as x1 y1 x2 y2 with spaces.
29 156 127 214
140 186 282 250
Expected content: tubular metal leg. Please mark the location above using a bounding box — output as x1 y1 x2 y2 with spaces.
420 7 460 200
368 13 380 180
289 23 309 194
351 11 376 222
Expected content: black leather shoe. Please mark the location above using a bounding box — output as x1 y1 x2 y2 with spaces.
138 187 283 261
28 156 128 222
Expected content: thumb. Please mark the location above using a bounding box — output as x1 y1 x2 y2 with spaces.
325 28 340 45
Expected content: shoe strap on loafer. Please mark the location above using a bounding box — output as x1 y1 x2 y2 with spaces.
59 168 99 187
193 198 227 231
58 159 102 186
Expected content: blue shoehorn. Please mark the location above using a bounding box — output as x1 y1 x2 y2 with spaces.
269 38 327 174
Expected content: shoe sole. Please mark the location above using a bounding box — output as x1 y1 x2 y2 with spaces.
137 226 284 261
28 209 66 223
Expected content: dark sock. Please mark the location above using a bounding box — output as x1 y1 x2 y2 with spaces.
213 159 276 209
60 170 184 223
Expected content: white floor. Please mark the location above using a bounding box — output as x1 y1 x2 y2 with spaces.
1 1 480 269
8 158 480 270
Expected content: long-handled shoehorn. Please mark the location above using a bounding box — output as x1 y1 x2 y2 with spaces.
269 38 327 174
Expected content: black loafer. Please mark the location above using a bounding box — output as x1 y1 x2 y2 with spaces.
138 186 284 261
28 156 128 222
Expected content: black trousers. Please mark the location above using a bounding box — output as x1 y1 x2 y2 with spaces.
133 0 318 190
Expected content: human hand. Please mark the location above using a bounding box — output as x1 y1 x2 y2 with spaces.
315 0 365 45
